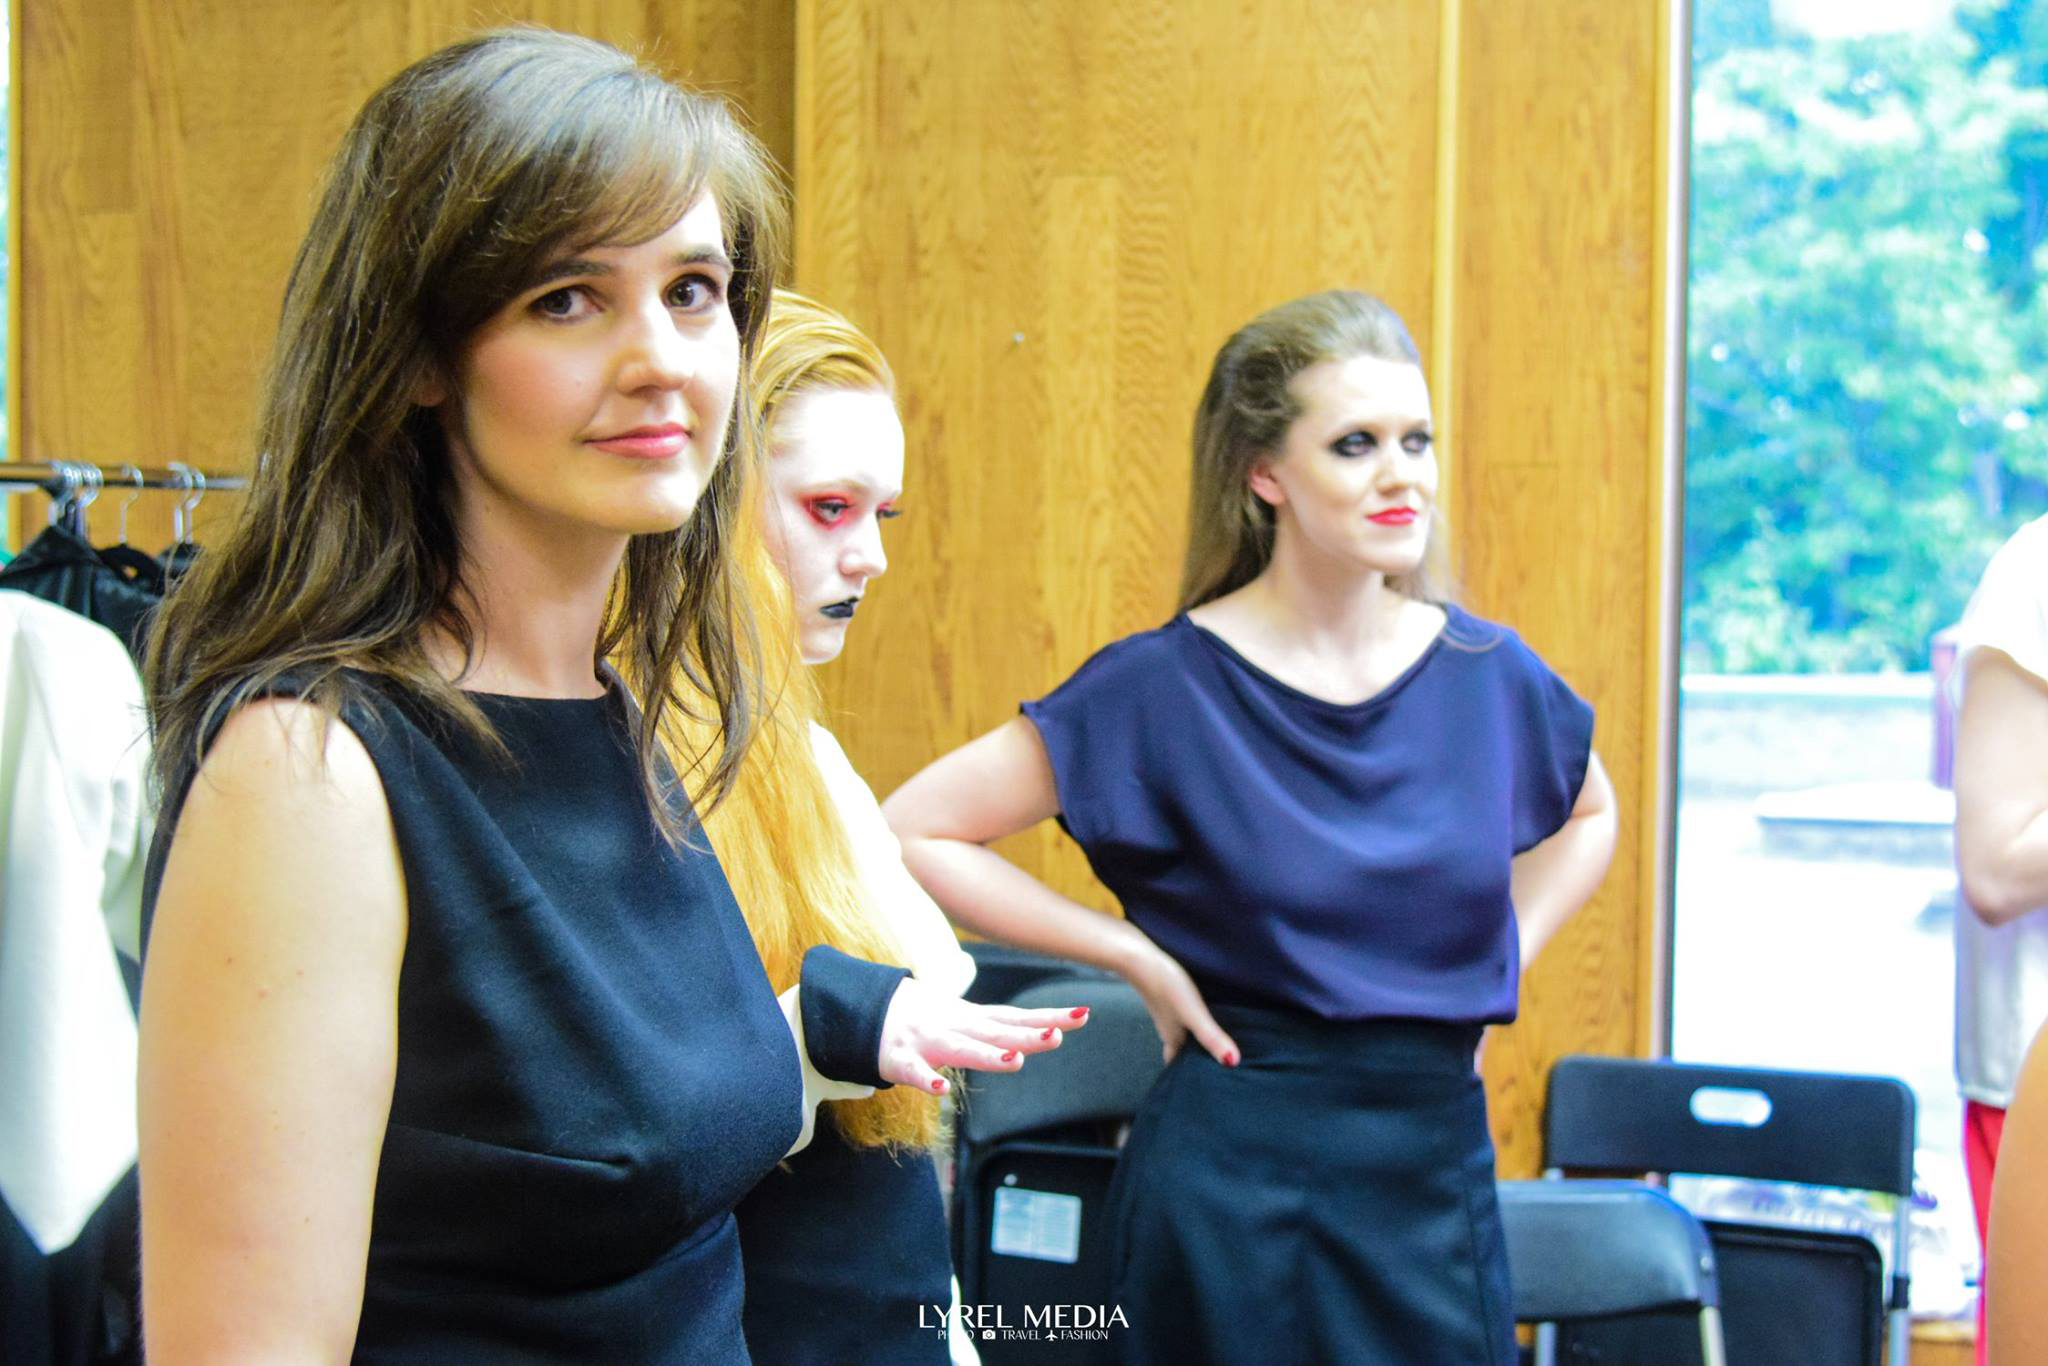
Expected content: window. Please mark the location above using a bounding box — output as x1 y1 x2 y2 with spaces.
1674 0 2048 1318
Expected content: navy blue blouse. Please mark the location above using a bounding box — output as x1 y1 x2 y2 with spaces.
1021 607 1594 1025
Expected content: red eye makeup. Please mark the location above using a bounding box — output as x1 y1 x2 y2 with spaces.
804 496 854 528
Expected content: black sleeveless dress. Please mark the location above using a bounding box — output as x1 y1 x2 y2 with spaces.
140 675 902 1363
737 1121 953 1363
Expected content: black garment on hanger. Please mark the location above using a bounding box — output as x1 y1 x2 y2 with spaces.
0 526 164 660
1 1169 141 1366
157 541 201 584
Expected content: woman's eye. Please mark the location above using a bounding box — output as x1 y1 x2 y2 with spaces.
1334 431 1375 457
668 273 725 311
531 286 589 319
878 505 903 521
807 498 852 526
1403 432 1434 454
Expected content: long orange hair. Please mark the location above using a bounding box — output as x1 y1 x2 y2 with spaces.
695 290 941 1152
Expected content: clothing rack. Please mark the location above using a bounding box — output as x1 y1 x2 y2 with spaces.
0 460 248 498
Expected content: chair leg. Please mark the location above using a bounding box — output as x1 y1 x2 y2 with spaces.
1699 1307 1727 1366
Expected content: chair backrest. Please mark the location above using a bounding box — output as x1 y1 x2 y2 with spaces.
1498 1179 1719 1323
962 940 1114 1007
952 976 1158 1356
1544 1055 1915 1196
958 976 1164 1149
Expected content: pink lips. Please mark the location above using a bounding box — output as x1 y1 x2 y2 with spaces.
589 423 690 460
1368 508 1420 526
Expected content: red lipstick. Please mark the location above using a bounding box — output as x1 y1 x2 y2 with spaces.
1368 508 1420 526
590 423 690 460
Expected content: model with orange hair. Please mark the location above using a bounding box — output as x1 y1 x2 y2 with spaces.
712 290 984 1365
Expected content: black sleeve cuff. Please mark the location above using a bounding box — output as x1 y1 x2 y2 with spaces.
799 944 911 1089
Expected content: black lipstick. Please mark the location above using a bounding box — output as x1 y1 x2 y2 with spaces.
820 598 859 620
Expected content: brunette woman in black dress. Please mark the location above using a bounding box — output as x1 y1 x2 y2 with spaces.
135 31 1076 1364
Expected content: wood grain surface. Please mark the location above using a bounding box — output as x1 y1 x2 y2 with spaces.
795 0 1675 1178
797 0 1444 909
15 0 1680 1188
12 0 794 552
1448 0 1668 1175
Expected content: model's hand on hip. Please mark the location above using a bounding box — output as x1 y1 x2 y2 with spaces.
1124 940 1240 1068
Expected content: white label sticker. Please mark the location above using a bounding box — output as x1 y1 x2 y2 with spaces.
989 1186 1083 1264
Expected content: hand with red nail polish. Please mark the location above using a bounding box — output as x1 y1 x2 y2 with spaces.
1121 936 1241 1068
873 975 1092 1095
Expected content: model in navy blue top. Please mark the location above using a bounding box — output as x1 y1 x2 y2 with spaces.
887 290 1617 1365
1023 606 1592 1024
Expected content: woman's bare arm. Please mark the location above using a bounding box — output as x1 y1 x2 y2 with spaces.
883 717 1238 1066
1510 751 1618 969
140 700 406 1363
1956 649 2048 926
1991 1018 2048 1362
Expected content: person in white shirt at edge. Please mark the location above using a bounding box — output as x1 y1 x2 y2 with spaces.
1954 511 2048 1365
715 289 988 1366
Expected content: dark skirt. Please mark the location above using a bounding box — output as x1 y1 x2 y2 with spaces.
736 1119 953 1365
1106 1005 1513 1366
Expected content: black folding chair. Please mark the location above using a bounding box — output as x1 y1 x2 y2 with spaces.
960 939 1113 1008
1542 1055 1916 1366
1497 1179 1726 1366
951 976 1163 1365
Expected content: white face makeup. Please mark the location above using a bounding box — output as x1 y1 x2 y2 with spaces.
438 194 740 552
760 385 906 664
1249 353 1438 582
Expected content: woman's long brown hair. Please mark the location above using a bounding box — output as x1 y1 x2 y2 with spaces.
145 28 787 837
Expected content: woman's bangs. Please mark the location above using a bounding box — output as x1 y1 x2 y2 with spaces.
552 86 713 258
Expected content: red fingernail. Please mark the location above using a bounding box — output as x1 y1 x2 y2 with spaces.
1224 1050 1240 1068
931 1078 947 1093
1070 1007 1090 1020
1042 1028 1056 1041
1001 1050 1018 1062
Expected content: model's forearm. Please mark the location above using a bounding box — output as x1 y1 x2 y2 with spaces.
897 834 1152 976
1511 802 1618 969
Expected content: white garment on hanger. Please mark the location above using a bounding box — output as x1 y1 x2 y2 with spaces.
0 589 150 1253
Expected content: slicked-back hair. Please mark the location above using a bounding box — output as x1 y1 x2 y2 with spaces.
1179 289 1453 612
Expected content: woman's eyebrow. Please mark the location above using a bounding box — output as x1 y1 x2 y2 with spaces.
799 475 891 495
526 246 735 292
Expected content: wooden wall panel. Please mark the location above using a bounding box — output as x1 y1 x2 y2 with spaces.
1449 0 1665 1176
799 0 1673 1179
797 0 1444 903
13 0 795 552
16 0 1675 1195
